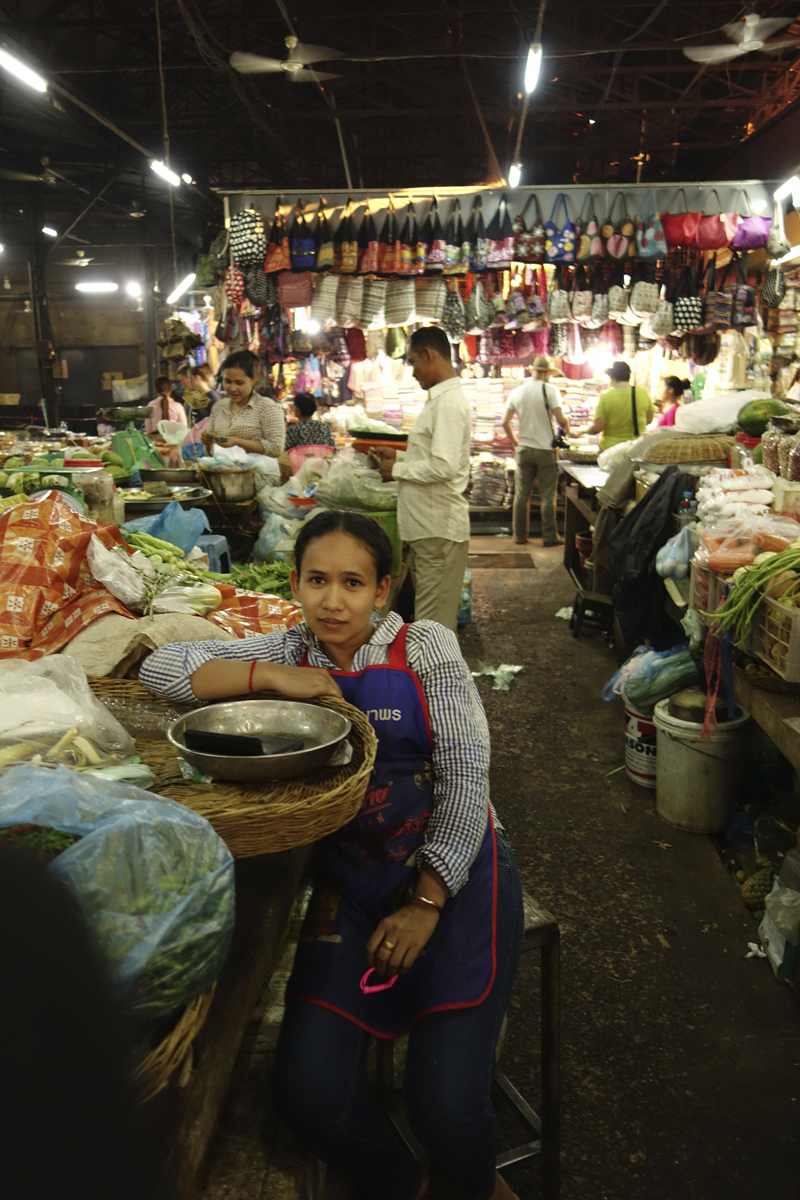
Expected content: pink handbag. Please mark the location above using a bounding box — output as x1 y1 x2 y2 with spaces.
694 190 739 251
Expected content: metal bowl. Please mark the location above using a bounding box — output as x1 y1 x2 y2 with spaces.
199 467 257 502
141 467 199 485
168 699 352 782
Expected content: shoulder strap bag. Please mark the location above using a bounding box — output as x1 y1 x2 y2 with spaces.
514 194 545 263
731 189 771 252
660 187 701 249
631 386 640 438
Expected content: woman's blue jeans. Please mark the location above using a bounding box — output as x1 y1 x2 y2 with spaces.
274 836 524 1200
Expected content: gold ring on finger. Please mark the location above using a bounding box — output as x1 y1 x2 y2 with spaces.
382 940 396 951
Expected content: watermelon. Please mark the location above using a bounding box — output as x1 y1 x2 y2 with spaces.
737 398 792 437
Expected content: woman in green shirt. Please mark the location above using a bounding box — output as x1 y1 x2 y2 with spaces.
584 362 654 451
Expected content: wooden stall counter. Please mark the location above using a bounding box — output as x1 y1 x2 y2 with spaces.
732 666 800 776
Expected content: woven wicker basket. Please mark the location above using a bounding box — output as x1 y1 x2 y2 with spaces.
90 679 378 857
560 445 599 464
133 985 216 1105
639 434 734 464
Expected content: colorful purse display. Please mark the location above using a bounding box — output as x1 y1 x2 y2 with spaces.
466 197 489 271
513 194 546 263
694 190 739 252
357 203 380 274
603 192 635 261
545 194 576 264
576 194 604 263
635 189 667 261
264 207 291 273
334 197 359 274
730 190 771 252
314 198 334 271
486 194 515 269
377 200 402 275
660 188 701 248
289 200 316 270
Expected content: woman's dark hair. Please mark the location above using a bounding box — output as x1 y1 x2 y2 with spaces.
663 375 690 397
222 350 258 380
294 391 317 418
606 360 631 383
154 375 171 391
294 511 393 582
408 325 453 362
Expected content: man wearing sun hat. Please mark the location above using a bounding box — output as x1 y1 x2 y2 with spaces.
502 355 570 546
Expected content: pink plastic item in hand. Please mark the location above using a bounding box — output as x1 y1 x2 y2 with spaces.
359 968 399 994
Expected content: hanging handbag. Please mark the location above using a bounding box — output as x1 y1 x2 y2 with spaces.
608 263 631 322
635 189 668 261
590 268 609 328
359 277 388 329
334 197 359 274
726 252 756 328
195 254 218 289
630 265 659 318
576 194 604 263
545 193 576 264
660 188 701 248
548 321 567 358
766 200 791 259
486 194 515 269
603 192 635 261
419 199 446 271
513 194 546 263
762 263 786 310
276 271 313 309
415 276 447 321
570 264 593 326
695 190 740 252
415 202 435 272
377 200 402 275
399 205 421 276
328 329 351 368
357 203 380 274
650 291 674 338
443 199 468 275
385 278 416 326
289 200 316 270
310 274 339 327
245 265 278 309
514 331 535 359
465 277 492 332
672 266 703 333
702 258 734 330
264 207 291 273
229 208 268 268
208 228 229 275
441 279 467 342
336 275 365 327
546 266 570 323
314 198 335 271
224 264 246 307
465 196 489 271
731 189 772 252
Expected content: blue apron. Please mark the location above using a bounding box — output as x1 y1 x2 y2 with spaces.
286 623 497 1038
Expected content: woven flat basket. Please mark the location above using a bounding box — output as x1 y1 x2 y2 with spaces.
90 678 378 857
560 445 599 463
133 984 216 1106
639 433 734 464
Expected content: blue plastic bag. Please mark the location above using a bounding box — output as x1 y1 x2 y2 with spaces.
0 765 235 1026
124 498 210 555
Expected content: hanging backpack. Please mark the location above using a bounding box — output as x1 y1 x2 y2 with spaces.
208 228 229 275
603 192 635 261
695 190 740 252
545 194 576 264
245 265 277 308
486 194 514 269
224 264 246 307
465 196 489 271
441 279 467 342
229 208 268 267
672 266 703 333
465 277 492 332
576 194 604 263
513 194 546 263
377 200 402 275
289 200 316 270
334 197 359 274
314 198 335 271
766 199 791 259
358 203 380 274
635 189 667 261
731 190 772 252
661 188 701 248
264 207 291 273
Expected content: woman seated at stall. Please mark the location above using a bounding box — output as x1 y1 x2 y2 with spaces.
284 391 336 451
201 350 285 457
144 376 188 436
656 375 690 427
139 511 524 1200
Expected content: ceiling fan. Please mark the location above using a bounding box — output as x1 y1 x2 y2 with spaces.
683 12 798 63
230 35 343 81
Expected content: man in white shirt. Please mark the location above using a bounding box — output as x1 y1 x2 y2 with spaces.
502 355 570 547
378 326 471 631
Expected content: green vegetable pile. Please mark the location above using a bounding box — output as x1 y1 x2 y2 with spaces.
706 543 800 644
219 560 294 599
0 823 79 862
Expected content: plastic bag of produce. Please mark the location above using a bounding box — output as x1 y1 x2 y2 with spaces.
87 533 151 609
314 457 398 511
124 498 210 556
603 641 700 714
0 764 235 1024
0 656 134 770
656 526 692 580
254 511 305 563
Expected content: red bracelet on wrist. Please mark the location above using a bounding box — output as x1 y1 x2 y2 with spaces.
248 659 258 694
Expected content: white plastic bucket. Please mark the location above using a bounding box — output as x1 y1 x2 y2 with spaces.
624 702 657 789
652 699 751 833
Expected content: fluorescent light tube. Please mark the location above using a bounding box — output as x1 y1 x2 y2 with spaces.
524 44 542 94
166 273 196 304
0 49 47 92
151 160 181 187
75 282 118 293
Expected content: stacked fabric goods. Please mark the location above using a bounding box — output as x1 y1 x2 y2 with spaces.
469 454 509 507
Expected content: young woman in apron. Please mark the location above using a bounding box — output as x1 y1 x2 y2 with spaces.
139 511 524 1200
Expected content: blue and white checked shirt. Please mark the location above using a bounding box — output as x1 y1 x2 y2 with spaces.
139 612 494 896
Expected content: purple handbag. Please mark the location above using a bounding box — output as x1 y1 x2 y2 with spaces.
731 189 772 251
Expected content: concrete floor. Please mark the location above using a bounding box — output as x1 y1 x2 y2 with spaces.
201 540 800 1200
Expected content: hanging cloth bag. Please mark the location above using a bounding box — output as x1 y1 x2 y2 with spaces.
630 265 659 319
465 277 492 332
570 264 593 326
415 276 447 322
465 196 489 271
336 276 365 327
264 207 291 273
289 200 317 270
334 197 359 275
416 202 435 272
314 198 335 271
730 190 772 252
672 266 703 333
694 189 740 252
513 194 546 263
766 199 791 259
224 264 246 307
546 266 570 323
385 278 416 326
545 193 576 264
603 192 635 261
399 205 421 276
761 263 786 310
428 198 447 270
377 200 402 275
441 279 467 342
650 287 674 338
358 203 380 274
726 252 756 328
660 188 701 248
486 194 514 269
608 262 632 323
590 267 609 328
702 258 734 330
245 265 278 308
310 274 339 327
359 278 388 330
443 200 465 274
576 194 604 263
635 189 667 261
277 271 314 310
229 208 268 268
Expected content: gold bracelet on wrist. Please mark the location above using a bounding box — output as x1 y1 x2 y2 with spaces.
409 894 443 914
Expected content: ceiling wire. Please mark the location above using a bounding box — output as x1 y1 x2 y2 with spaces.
599 0 671 104
155 0 178 280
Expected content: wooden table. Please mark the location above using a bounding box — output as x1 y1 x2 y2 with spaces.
560 463 609 588
141 847 311 1200
732 666 800 775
